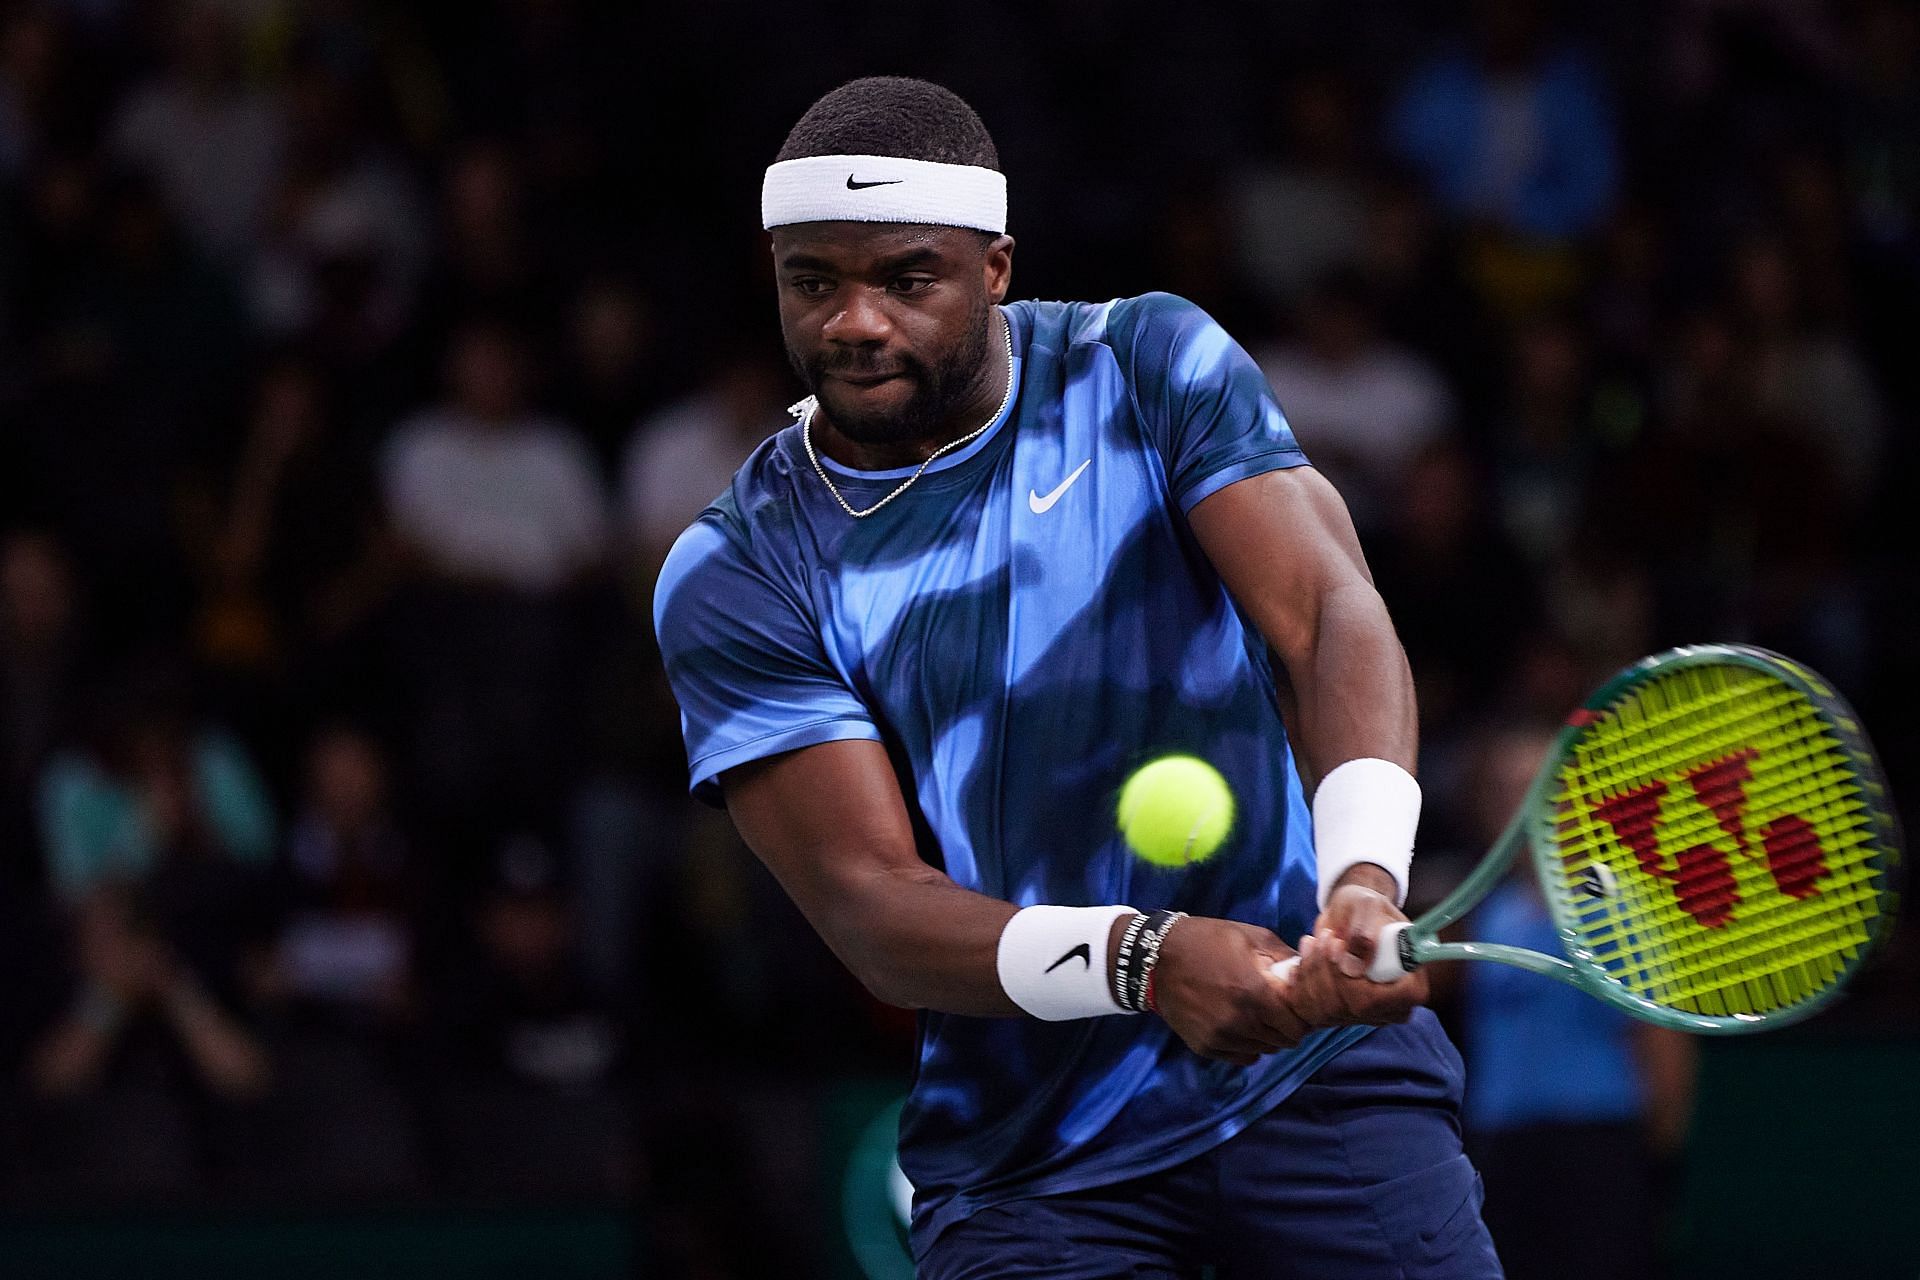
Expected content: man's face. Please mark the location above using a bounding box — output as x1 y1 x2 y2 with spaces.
772 223 1013 446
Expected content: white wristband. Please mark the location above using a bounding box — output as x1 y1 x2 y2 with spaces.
1312 758 1419 909
997 905 1137 1021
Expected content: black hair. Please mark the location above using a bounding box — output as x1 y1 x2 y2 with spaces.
776 76 999 170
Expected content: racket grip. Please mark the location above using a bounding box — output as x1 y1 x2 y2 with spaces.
1366 921 1413 983
1270 924 1413 983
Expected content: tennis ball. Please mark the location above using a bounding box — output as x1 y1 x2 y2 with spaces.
1117 755 1235 867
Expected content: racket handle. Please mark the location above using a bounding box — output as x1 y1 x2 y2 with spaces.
1366 921 1413 983
1269 923 1414 983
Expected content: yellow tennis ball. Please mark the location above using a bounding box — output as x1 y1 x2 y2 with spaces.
1117 755 1235 867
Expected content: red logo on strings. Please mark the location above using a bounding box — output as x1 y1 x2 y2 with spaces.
1590 748 1828 929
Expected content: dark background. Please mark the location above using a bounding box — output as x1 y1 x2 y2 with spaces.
0 0 1914 1276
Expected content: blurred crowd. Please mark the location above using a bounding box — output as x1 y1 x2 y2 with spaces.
1 0 1915 1275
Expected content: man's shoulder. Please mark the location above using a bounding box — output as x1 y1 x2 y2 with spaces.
1083 294 1249 409
655 429 803 586
1012 292 1214 360
1101 292 1226 357
719 424 808 528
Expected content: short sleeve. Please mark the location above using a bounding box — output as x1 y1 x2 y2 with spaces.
653 516 880 804
1108 293 1308 511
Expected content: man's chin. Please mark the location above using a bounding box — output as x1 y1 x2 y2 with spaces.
816 383 927 444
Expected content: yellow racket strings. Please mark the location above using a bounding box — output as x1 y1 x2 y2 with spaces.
1550 663 1888 1018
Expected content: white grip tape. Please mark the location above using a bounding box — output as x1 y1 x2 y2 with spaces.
1366 921 1414 982
1312 758 1420 909
1267 924 1413 984
997 905 1137 1021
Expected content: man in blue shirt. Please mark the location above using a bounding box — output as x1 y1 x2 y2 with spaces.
656 76 1501 1278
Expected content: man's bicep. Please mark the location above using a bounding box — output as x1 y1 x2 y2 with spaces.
1187 465 1375 659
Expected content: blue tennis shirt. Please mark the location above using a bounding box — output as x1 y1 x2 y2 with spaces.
654 293 1368 1254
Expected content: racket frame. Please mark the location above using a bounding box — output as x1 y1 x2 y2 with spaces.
1394 644 1901 1034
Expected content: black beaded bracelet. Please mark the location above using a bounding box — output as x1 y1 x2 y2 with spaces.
1132 911 1186 1014
1119 910 1178 1012
1112 912 1152 1011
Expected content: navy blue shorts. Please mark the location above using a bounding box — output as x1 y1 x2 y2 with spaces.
919 1010 1502 1279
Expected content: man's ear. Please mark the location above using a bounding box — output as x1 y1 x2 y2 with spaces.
985 234 1015 304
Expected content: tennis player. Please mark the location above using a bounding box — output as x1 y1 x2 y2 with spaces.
655 77 1501 1278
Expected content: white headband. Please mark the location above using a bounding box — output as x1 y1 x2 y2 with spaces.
761 154 1007 234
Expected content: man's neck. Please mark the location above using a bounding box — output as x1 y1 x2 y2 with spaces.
810 311 1009 472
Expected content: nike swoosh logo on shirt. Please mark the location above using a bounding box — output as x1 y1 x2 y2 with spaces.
1045 943 1092 973
1028 459 1092 514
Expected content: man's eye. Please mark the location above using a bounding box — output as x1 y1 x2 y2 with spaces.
792 278 833 296
891 277 936 294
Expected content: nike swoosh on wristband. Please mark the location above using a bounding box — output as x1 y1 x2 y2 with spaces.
1028 459 1092 514
1045 943 1092 973
847 176 904 189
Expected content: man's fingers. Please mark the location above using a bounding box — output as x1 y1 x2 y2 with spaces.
1264 931 1315 980
1295 929 1369 982
1351 973 1426 1023
1283 934 1427 1027
1280 907 1432 1021
1321 933 1365 980
1252 970 1316 1044
1317 888 1406 981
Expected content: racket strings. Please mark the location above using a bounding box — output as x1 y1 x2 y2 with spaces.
1563 698 1879 1011
1577 872 1879 992
1547 661 1890 1018
1564 753 1878 1009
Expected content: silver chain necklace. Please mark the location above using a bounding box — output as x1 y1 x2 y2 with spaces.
797 312 1015 519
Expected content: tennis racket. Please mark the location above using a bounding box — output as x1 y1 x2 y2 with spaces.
1278 644 1902 1034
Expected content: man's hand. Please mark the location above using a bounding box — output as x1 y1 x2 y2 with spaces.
1284 863 1427 1027
1148 916 1312 1067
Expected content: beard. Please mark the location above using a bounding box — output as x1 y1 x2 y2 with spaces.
787 293 995 447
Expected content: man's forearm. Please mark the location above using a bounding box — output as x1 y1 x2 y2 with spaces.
1273 579 1421 910
725 743 1028 1018
1277 579 1417 793
804 862 1024 1016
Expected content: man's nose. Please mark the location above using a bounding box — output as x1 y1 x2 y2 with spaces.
821 286 893 347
